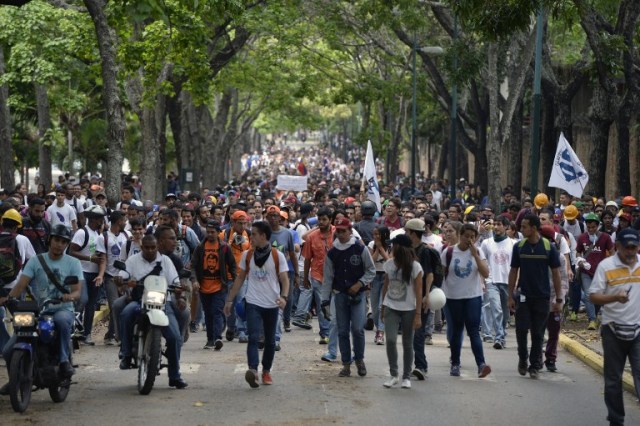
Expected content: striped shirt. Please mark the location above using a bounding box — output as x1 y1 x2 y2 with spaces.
590 254 640 326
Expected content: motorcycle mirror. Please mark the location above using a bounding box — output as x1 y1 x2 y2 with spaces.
64 276 79 285
114 260 127 271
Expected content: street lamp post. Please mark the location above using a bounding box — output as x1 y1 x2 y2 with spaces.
449 17 458 198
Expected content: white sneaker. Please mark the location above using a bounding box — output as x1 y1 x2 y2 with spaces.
401 379 411 389
383 376 399 388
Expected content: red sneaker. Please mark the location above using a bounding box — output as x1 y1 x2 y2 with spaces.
262 371 273 385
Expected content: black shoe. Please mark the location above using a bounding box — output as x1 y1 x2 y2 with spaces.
292 319 312 330
518 360 527 376
60 362 75 378
355 360 367 377
364 315 374 331
190 322 198 333
168 378 188 389
225 329 235 342
528 366 539 379
120 356 132 370
214 339 224 351
0 382 9 396
544 360 557 372
284 321 291 332
275 342 281 351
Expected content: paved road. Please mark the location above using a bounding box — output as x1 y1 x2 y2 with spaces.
1 321 639 425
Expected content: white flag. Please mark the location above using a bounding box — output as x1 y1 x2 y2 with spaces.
548 132 589 198
362 140 381 213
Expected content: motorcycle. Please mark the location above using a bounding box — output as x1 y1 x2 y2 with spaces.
114 260 183 395
5 276 78 413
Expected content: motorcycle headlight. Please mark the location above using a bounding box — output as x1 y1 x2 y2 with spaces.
14 312 36 327
144 291 166 305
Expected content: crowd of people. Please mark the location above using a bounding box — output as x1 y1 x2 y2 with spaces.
0 142 639 425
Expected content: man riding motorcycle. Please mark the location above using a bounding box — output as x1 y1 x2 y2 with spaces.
0 225 83 395
116 234 188 389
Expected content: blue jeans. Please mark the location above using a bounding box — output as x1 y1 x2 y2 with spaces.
334 292 366 365
234 281 248 336
200 290 227 342
486 282 509 343
515 296 549 370
119 300 183 380
413 309 429 371
601 325 640 426
283 271 295 323
480 291 492 339
445 297 486 367
369 273 385 331
0 306 9 355
81 272 100 338
3 310 74 366
580 272 596 321
246 303 279 371
293 277 330 337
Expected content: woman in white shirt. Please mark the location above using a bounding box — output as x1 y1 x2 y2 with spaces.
442 223 492 379
380 234 422 389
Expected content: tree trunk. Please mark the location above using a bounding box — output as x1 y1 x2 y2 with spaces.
35 83 52 191
508 101 523 197
486 43 503 211
616 114 632 196
167 88 183 182
541 93 556 194
84 0 126 207
0 44 14 190
587 85 613 197
203 90 233 187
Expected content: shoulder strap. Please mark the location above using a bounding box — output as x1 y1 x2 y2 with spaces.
245 248 254 273
36 254 69 294
224 228 231 243
271 247 280 274
126 239 132 257
444 246 454 278
103 231 109 253
80 227 90 251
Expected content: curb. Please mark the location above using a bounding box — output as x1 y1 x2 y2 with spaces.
559 333 635 394
93 305 110 327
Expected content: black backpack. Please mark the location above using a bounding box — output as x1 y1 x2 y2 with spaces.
0 233 22 284
416 243 444 289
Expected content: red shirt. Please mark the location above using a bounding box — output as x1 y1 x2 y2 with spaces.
576 232 614 277
302 228 334 282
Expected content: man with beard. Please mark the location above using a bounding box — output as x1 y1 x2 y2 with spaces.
20 197 51 254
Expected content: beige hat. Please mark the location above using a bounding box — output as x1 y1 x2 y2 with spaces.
405 218 425 232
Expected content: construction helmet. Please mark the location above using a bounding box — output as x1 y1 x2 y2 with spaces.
533 193 549 209
1 209 23 228
563 205 579 220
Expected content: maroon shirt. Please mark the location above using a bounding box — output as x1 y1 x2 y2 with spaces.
576 232 614 277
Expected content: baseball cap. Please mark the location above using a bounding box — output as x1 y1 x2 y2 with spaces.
231 210 249 221
94 190 107 198
280 211 289 220
334 217 351 230
405 218 425 232
165 193 177 199
539 225 556 241
616 228 640 247
265 205 281 216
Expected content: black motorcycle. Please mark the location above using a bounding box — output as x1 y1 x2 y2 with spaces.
6 276 78 413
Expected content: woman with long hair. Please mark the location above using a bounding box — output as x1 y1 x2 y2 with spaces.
368 225 391 345
442 223 492 378
380 234 423 389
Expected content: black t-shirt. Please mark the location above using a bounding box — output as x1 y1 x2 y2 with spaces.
510 238 561 299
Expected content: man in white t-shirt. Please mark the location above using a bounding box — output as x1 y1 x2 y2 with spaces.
224 221 289 389
68 205 107 345
480 215 515 349
46 188 78 233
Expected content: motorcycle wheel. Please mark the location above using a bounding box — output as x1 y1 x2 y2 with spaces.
137 326 161 395
49 379 70 403
9 351 33 413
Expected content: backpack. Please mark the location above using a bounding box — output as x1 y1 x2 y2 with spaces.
0 233 21 284
517 237 552 260
443 246 454 279
67 226 90 254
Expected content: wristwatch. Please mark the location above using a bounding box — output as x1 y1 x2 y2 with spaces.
555 298 563 303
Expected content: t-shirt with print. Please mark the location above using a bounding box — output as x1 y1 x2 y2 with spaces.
480 237 515 284
441 245 486 300
71 227 106 273
240 249 288 309
200 240 223 294
21 253 83 314
105 230 130 276
46 203 77 232
576 232 614 277
382 259 422 311
270 227 294 265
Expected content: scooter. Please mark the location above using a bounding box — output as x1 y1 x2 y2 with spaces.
5 276 79 413
114 260 182 395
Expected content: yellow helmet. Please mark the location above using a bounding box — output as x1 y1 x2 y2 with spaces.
563 205 579 220
1 209 23 228
534 193 549 209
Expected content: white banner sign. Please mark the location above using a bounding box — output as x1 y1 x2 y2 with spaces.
277 175 308 191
